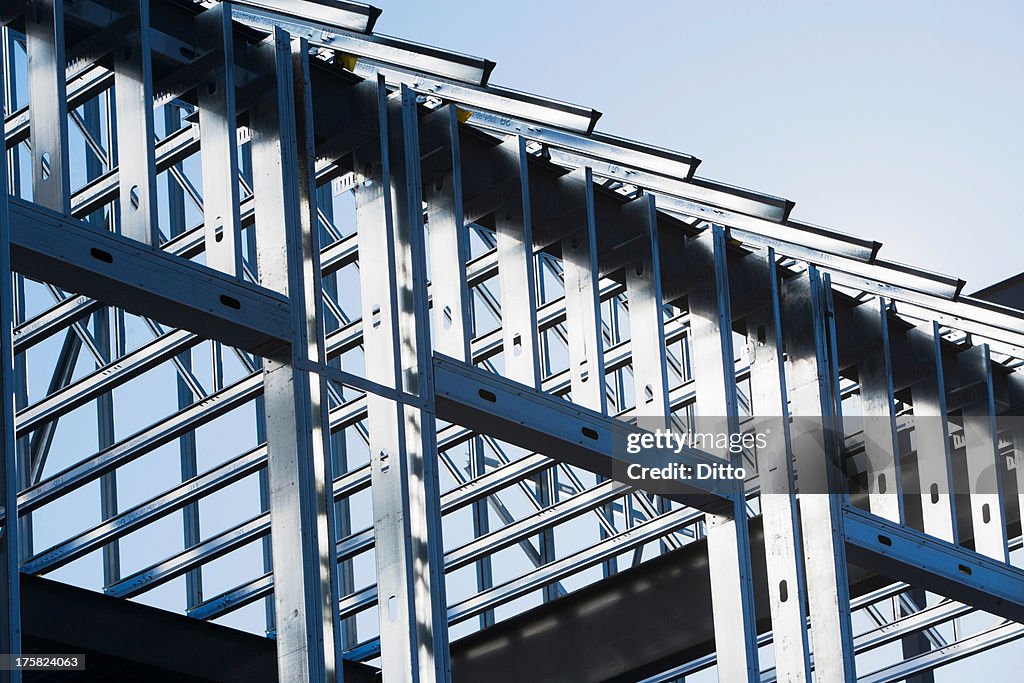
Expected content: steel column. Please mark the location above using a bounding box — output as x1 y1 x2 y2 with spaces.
686 226 760 682
781 267 857 681
249 29 339 683
742 248 811 683
196 2 243 276
0 49 21 683
353 80 449 682
112 0 159 245
853 296 904 522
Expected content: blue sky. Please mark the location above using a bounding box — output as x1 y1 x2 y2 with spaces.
374 0 1024 292
369 1 1024 678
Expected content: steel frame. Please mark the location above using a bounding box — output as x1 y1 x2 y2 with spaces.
2 1 1024 682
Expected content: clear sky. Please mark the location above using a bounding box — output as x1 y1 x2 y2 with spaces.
368 1 1024 679
372 0 1024 293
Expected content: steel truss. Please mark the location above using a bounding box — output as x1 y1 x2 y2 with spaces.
2 1 1024 682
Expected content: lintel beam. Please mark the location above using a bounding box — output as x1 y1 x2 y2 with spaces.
432 354 737 513
843 506 1024 623
8 198 291 356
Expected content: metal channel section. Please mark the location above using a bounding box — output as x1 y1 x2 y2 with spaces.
1 1 1024 682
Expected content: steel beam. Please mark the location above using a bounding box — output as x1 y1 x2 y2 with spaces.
843 506 1024 623
8 198 291 355
433 355 736 511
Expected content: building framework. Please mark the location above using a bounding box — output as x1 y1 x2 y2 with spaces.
1 1 1023 681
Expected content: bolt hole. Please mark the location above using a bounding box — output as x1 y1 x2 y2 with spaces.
779 580 788 603
982 503 991 524
180 46 196 60
90 247 113 264
581 427 599 441
219 295 241 310
930 483 940 505
478 388 497 403
387 595 398 621
877 534 892 547
877 473 887 495
958 564 973 576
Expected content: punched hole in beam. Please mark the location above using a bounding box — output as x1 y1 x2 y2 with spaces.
442 305 453 330
581 427 599 441
219 295 241 310
757 325 767 346
40 152 51 180
478 388 497 403
959 564 973 576
387 595 398 621
982 503 991 524
877 534 892 547
779 580 788 603
877 473 887 495
90 248 113 264
214 217 224 243
513 334 523 357
930 483 940 504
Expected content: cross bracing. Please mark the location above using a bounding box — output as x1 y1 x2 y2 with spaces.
1 1 1024 682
